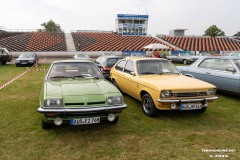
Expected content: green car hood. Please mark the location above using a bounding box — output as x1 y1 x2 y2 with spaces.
45 79 120 105
46 79 119 96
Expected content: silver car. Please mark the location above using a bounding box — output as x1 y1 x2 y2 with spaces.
167 53 199 64
15 52 38 67
177 57 240 95
230 52 240 57
73 53 91 60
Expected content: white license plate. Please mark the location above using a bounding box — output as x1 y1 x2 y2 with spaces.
70 117 100 125
180 103 202 110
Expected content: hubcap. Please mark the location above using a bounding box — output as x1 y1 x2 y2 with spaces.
143 97 151 113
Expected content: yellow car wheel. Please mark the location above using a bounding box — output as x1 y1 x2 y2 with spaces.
141 94 158 117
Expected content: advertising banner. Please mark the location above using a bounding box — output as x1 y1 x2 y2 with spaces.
117 14 149 19
122 51 146 57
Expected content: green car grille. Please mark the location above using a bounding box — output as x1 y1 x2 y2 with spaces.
65 101 106 106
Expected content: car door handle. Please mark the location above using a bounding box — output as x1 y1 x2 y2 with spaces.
206 72 211 75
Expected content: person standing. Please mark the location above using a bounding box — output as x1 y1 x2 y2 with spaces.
154 49 159 58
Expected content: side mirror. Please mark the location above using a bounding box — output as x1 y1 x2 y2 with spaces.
226 67 235 72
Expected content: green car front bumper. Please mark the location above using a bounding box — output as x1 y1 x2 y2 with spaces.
37 104 127 124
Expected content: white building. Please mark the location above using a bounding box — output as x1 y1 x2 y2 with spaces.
115 14 149 36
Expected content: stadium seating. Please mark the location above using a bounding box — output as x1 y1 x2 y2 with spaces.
72 32 175 51
161 36 240 51
0 32 67 51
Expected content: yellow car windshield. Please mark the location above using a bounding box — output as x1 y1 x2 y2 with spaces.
137 60 180 75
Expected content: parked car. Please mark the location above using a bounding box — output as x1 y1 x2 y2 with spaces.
110 57 218 117
73 53 91 60
102 53 114 56
198 52 212 57
95 55 123 78
177 57 240 95
15 52 38 67
0 48 12 65
38 60 127 129
167 53 199 64
229 52 240 57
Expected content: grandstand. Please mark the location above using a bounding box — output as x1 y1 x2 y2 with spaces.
0 29 240 59
0 32 67 52
160 36 240 51
71 31 175 51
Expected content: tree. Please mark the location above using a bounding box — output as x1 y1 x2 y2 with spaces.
203 25 225 37
41 19 63 32
233 32 240 36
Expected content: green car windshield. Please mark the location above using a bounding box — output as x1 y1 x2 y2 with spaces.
137 60 180 75
48 62 104 79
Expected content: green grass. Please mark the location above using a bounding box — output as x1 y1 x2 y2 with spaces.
0 64 239 160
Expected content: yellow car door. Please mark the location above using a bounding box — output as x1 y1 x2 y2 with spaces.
111 60 127 91
121 60 138 98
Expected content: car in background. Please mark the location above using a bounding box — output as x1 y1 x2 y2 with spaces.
15 52 38 67
177 57 240 95
167 53 199 64
230 52 240 57
198 52 212 57
73 53 91 60
0 48 12 65
102 53 114 56
95 55 123 78
110 57 218 117
38 60 127 129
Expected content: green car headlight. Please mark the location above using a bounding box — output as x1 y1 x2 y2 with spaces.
107 96 123 105
160 90 172 98
44 99 63 107
207 88 216 95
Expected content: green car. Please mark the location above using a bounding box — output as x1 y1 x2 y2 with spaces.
38 60 127 129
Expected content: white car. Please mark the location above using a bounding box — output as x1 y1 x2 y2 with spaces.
230 52 240 57
73 53 91 60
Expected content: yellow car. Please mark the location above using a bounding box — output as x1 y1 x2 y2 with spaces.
110 57 218 117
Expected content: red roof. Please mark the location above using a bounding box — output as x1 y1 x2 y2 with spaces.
161 36 240 51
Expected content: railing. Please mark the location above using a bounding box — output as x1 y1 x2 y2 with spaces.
0 26 6 31
71 30 114 33
4 29 38 32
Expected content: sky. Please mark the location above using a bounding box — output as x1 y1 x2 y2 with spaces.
1 0 239 36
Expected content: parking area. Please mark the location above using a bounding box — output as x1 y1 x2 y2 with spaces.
0 64 239 159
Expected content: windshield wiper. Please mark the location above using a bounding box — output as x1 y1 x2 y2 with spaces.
140 72 164 75
163 72 180 75
73 75 85 78
50 76 73 79
140 72 157 74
